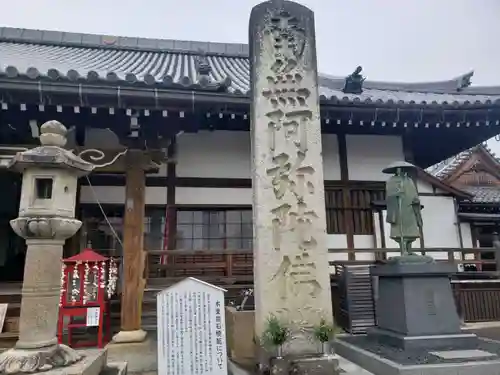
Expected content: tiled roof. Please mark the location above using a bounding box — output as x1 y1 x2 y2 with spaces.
462 186 500 203
427 144 500 180
2 27 500 105
427 145 500 203
426 148 475 179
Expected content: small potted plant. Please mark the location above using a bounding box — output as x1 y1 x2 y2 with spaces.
313 318 335 356
261 314 289 359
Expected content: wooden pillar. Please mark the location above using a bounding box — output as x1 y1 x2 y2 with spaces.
113 149 147 343
338 133 354 258
64 125 86 257
377 209 387 261
63 182 82 257
167 137 177 251
166 137 177 277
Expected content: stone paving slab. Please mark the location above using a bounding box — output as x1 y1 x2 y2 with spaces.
336 337 500 375
429 349 496 360
106 339 157 374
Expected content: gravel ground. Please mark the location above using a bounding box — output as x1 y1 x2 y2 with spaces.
339 336 500 365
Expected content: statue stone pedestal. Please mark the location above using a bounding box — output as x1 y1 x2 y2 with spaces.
369 257 477 350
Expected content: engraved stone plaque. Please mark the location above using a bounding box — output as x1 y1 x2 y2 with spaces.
157 277 227 375
249 0 333 355
425 289 437 316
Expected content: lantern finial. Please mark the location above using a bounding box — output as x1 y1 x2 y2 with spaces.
39 120 68 147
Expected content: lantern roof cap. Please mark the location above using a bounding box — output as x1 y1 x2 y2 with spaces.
8 120 95 176
64 248 108 263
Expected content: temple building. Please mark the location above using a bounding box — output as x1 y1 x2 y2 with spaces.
429 144 500 271
1 26 500 338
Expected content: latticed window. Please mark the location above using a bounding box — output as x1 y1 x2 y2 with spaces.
176 209 253 250
325 187 385 235
325 189 345 234
82 206 167 252
349 188 385 235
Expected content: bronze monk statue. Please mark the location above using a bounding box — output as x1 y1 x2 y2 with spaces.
383 161 423 256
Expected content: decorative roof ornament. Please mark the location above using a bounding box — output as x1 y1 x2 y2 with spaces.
343 65 365 94
194 49 232 92
271 0 285 7
195 49 212 78
456 71 474 91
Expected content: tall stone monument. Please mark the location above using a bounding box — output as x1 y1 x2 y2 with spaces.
0 121 95 373
249 0 333 355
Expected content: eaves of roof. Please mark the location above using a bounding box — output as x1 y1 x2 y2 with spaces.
426 148 474 180
2 27 500 107
416 167 472 199
461 186 500 204
427 144 500 181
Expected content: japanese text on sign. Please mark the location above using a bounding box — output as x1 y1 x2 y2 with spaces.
157 278 227 375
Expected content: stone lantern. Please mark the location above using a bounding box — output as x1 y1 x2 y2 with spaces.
0 120 95 374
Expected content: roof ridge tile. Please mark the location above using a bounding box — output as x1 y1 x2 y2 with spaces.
0 26 249 57
2 27 500 102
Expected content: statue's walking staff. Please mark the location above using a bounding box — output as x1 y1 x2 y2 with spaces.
396 170 406 256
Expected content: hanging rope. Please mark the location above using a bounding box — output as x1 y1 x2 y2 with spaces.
85 175 124 292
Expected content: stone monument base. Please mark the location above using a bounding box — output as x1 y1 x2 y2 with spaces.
336 334 500 375
231 354 340 375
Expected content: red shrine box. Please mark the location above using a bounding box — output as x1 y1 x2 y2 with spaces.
57 248 118 348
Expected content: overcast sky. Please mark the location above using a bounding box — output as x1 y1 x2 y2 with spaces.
1 0 500 150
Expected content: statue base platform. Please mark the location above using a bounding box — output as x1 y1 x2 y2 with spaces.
370 257 474 350
336 334 500 375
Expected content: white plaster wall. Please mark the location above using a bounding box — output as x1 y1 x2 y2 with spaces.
326 235 348 273
326 234 347 250
326 235 375 271
322 134 341 180
416 179 434 194
135 133 401 185
81 185 252 206
176 187 252 205
176 131 342 181
176 131 251 178
81 186 125 205
420 195 459 248
353 235 376 261
460 223 474 248
80 186 170 205
346 135 404 181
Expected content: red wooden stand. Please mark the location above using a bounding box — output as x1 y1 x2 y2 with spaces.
57 249 114 348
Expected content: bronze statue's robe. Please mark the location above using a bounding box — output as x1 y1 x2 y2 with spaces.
385 174 422 240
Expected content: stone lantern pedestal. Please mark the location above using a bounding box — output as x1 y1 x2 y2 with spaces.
0 121 109 375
